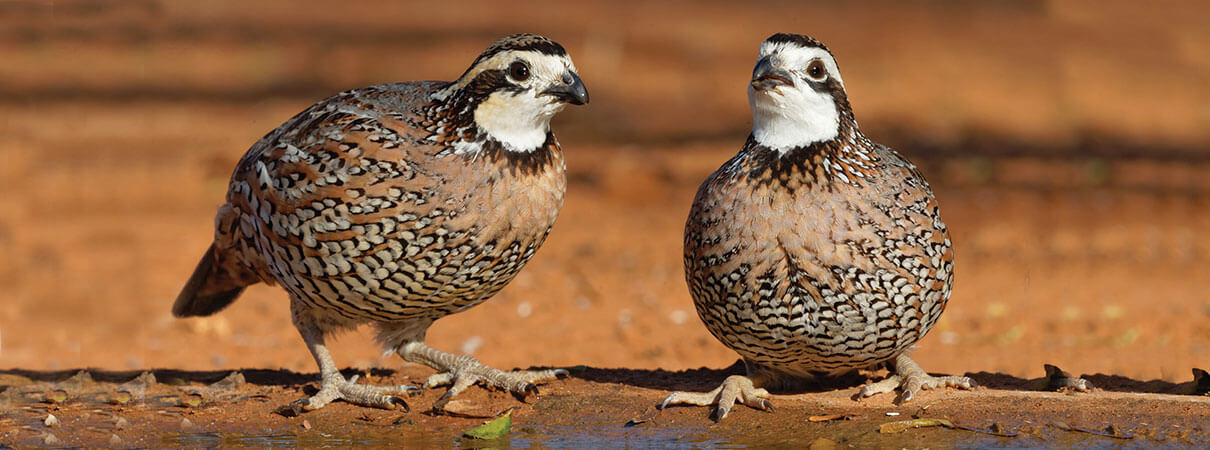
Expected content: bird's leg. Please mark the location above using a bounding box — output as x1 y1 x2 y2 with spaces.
397 341 567 408
290 318 416 411
856 353 975 403
660 373 774 421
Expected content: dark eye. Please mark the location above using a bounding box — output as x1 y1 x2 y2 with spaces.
509 61 530 81
806 60 827 81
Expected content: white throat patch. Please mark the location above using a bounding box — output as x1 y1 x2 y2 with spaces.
474 89 564 152
749 85 839 152
438 49 577 153
749 44 844 153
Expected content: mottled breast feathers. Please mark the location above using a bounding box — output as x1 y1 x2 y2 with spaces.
684 134 953 377
217 82 566 323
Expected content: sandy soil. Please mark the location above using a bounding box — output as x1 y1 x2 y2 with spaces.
2 0 1210 445
1 365 1208 447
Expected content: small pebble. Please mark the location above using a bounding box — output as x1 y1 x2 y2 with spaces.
516 301 533 318
460 336 485 355
181 418 194 429
44 414 60 427
885 412 900 416
109 434 123 445
44 433 61 445
115 417 129 430
669 309 689 325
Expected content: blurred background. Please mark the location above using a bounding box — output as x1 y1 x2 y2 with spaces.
0 0 1208 383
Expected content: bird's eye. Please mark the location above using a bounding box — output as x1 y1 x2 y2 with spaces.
509 61 531 82
806 60 827 81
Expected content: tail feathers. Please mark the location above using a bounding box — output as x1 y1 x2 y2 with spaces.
173 243 255 317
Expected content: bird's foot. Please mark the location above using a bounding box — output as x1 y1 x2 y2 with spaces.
398 342 567 408
855 354 975 403
660 375 773 421
424 363 568 409
292 374 417 412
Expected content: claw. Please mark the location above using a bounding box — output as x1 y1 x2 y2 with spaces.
512 383 540 403
389 396 409 412
757 398 775 411
296 397 320 411
434 385 465 410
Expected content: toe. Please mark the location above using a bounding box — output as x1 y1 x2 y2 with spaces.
749 396 774 411
424 372 456 389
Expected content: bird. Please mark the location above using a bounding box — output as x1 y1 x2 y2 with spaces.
172 33 588 412
662 33 974 419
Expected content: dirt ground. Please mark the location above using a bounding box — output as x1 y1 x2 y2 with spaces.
2 0 1210 446
1 365 1208 446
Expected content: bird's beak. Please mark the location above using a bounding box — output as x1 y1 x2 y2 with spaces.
751 56 794 91
542 71 589 105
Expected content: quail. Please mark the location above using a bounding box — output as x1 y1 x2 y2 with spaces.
662 33 973 419
173 34 589 411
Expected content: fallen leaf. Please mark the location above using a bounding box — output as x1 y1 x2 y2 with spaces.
109 391 133 405
950 422 1020 437
807 437 838 450
879 418 954 433
179 393 204 408
301 420 312 430
462 408 512 440
440 399 494 419
808 413 859 423
625 407 659 427
43 390 68 404
1049 421 1133 439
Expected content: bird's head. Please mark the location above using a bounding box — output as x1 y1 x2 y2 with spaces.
437 34 588 152
748 33 851 153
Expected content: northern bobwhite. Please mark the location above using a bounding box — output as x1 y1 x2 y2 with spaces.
173 34 588 411
662 33 973 419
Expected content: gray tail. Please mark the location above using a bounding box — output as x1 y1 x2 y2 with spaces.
172 243 249 317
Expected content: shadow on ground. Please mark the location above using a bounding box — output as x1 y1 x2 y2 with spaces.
569 361 1209 397
2 362 1207 396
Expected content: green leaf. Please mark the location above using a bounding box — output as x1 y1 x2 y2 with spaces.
462 409 512 440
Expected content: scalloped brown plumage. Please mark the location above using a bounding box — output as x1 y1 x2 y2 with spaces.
174 33 586 412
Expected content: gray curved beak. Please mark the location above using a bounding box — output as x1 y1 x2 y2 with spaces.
751 56 794 91
543 71 589 105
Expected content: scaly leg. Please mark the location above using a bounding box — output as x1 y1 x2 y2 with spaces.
661 375 774 420
397 341 567 407
290 317 417 412
856 353 975 402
